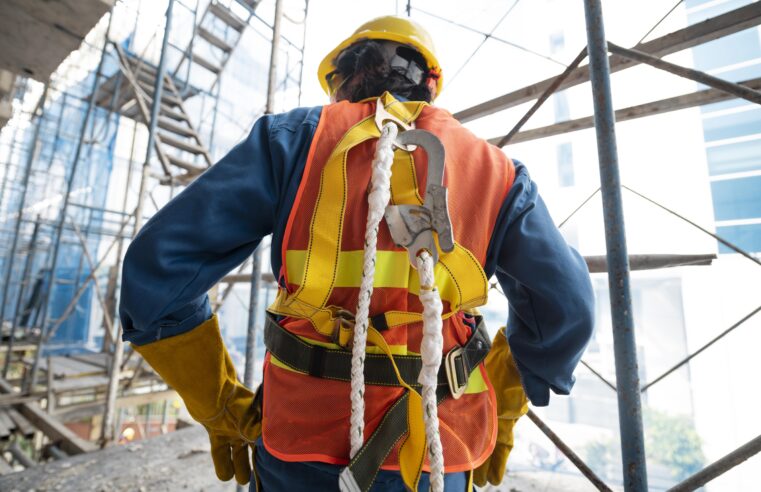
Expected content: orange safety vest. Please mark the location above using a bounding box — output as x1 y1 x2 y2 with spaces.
262 93 515 473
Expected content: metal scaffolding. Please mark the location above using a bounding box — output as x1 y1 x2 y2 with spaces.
454 2 761 491
0 0 309 468
0 0 759 490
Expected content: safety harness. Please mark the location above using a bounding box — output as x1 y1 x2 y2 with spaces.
265 94 493 492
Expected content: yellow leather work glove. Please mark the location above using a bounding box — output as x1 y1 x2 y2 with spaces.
473 327 528 487
132 315 262 485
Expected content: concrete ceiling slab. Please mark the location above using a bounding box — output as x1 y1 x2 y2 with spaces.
0 0 114 81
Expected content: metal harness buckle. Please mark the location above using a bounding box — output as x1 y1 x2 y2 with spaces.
329 308 356 349
444 346 468 400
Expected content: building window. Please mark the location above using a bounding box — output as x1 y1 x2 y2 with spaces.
702 106 761 142
549 31 564 55
707 138 761 176
716 223 761 253
711 174 761 221
557 142 574 187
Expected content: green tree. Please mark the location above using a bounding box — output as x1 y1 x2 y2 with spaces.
644 409 705 481
583 409 705 483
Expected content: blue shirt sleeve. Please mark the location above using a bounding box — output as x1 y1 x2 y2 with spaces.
119 106 321 345
485 161 595 407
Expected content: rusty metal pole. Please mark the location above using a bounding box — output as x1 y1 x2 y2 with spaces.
101 0 175 447
28 8 116 392
0 87 48 378
243 0 282 389
583 0 648 490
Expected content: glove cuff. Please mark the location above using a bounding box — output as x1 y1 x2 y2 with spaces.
132 314 243 421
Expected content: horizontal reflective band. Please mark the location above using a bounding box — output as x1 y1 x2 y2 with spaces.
287 250 410 288
286 249 461 295
285 247 488 314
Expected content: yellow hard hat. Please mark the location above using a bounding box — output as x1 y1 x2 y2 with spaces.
318 16 443 99
121 427 136 441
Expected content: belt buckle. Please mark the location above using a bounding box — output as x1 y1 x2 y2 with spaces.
445 346 468 400
330 308 355 349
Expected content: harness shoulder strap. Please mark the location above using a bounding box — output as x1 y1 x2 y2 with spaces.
269 95 425 340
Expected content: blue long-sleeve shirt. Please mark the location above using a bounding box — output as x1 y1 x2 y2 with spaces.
118 105 594 407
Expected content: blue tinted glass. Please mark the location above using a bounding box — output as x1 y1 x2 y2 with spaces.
554 91 570 121
699 63 761 86
550 32 564 55
701 97 748 114
692 30 761 72
687 0 756 25
716 223 761 253
703 107 761 142
557 142 574 188
707 139 761 175
711 175 761 220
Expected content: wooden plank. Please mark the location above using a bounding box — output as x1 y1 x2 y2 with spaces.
68 353 109 369
51 375 110 393
54 389 178 422
0 411 16 433
489 76 761 145
197 26 233 53
157 132 206 154
208 1 246 31
0 378 96 455
0 414 10 439
191 53 222 74
0 426 226 491
7 408 35 437
455 2 761 122
0 392 44 407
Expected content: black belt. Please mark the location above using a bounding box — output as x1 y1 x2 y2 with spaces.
264 313 491 397
263 313 492 492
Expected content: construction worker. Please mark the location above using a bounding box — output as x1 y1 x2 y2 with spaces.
119 16 594 492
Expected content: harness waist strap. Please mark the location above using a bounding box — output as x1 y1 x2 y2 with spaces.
263 313 490 390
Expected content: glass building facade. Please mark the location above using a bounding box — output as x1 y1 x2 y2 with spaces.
688 0 761 253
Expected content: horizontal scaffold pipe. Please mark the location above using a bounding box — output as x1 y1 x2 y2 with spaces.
455 2 761 122
489 76 761 145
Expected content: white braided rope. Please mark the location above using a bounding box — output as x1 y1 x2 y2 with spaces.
349 121 399 457
416 250 445 492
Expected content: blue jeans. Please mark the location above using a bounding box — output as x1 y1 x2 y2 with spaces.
252 439 468 491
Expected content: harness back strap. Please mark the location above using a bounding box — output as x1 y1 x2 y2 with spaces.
269 94 489 343
342 323 491 492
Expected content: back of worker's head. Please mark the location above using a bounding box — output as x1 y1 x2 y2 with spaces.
331 40 434 103
318 16 443 103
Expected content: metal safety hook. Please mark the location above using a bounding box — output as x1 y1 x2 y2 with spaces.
384 129 455 266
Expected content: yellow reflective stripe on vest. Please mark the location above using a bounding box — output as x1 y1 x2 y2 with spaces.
285 247 489 311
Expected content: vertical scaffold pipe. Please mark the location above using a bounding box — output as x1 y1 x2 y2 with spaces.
134 0 174 232
0 87 48 378
582 1 648 491
243 244 263 389
27 10 115 393
101 0 175 447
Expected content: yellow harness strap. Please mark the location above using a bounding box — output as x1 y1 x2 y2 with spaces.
366 327 426 492
269 93 489 344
